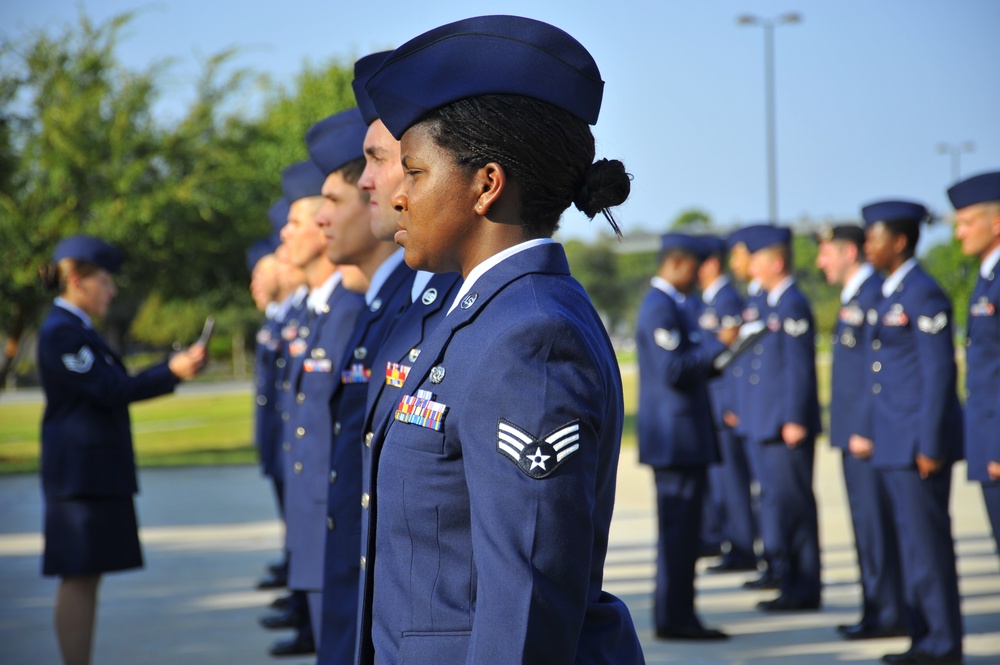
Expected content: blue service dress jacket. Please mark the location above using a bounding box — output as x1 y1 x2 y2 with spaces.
965 266 1000 481
864 264 964 468
38 303 179 500
354 271 462 662
317 260 416 665
284 283 365 592
636 282 725 468
829 270 883 449
254 313 283 478
362 242 644 665
697 279 744 429
740 281 821 444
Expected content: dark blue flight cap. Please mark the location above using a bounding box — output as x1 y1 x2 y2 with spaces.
699 235 728 257
268 198 290 232
660 232 711 261
861 200 928 227
353 51 392 125
306 108 368 176
366 15 605 140
281 160 327 203
246 235 278 272
743 225 792 253
947 171 1000 210
53 235 123 274
726 223 775 251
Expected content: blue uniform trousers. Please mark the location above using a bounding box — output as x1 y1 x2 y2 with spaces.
841 451 904 629
881 467 963 658
983 482 1000 555
653 467 706 631
710 427 758 565
753 438 821 603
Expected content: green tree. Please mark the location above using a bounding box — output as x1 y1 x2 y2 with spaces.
670 208 711 230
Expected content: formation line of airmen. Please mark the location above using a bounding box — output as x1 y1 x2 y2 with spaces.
635 171 1000 665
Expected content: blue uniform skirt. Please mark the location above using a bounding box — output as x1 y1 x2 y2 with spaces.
42 496 143 577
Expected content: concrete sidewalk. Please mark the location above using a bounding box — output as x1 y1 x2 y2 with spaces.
1 444 998 664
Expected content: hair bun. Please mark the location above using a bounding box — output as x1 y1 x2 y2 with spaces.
39 263 60 291
573 158 631 236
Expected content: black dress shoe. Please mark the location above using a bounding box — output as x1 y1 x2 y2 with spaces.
757 595 821 612
706 558 759 573
882 648 963 664
257 570 287 590
259 609 302 630
269 633 316 657
837 623 908 640
742 573 780 589
656 625 729 641
698 542 724 558
270 593 293 611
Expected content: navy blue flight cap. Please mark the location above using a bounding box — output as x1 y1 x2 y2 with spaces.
727 223 775 251
268 198 290 233
861 200 928 227
743 226 792 253
699 235 727 257
305 108 368 176
281 160 326 203
53 235 123 274
246 235 278 272
660 233 710 261
353 51 392 125
366 15 605 140
947 171 1000 210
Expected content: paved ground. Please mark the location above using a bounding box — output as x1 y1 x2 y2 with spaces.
1 445 998 664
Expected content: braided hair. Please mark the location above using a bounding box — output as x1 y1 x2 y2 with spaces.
420 95 630 238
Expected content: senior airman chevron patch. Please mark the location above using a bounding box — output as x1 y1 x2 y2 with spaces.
496 418 581 479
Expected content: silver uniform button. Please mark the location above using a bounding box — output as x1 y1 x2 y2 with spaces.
733 367 743 377
333 422 342 435
330 470 338 484
365 432 373 447
297 392 305 404
873 383 882 394
361 493 370 510
872 340 881 350
293 461 303 474
296 426 305 438
327 517 335 530
749 375 760 385
283 380 290 391
872 361 882 372
360 556 366 570
276 358 286 368
257 395 267 406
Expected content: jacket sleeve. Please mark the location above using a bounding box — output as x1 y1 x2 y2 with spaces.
779 296 819 429
641 295 724 391
911 290 959 461
38 322 179 407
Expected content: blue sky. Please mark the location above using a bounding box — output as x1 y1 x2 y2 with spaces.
3 0 998 242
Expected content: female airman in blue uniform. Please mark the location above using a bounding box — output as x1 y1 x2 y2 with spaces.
358 15 644 665
37 235 205 665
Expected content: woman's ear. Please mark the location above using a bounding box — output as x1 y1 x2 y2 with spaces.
474 162 507 216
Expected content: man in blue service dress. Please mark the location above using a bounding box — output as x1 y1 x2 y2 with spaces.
695 235 760 573
742 225 822 612
306 106 416 665
278 158 366 653
637 233 729 640
859 200 964 665
349 49 465 665
950 170 1000 556
815 225 905 640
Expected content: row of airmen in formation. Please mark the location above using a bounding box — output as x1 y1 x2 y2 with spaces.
239 19 1000 665
633 180 1000 665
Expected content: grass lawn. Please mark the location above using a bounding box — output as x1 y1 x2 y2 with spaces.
0 391 255 474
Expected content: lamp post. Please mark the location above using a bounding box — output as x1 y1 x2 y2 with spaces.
937 142 975 181
737 12 802 223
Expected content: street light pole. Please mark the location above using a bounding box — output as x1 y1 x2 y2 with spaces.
738 12 801 224
937 142 975 181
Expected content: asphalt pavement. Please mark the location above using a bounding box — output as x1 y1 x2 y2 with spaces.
1 444 998 664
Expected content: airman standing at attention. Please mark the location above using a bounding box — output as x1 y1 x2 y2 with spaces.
859 200 964 665
949 170 1000 556
638 233 729 641
815 225 905 641
742 226 822 612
